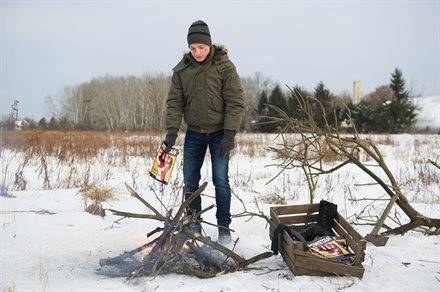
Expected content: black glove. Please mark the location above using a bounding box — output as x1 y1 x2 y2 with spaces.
163 128 178 152
219 130 236 156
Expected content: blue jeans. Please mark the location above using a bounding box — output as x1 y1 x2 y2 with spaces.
183 129 231 226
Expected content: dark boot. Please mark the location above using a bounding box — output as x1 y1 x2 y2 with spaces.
184 207 202 237
218 223 232 245
189 221 202 236
317 200 338 235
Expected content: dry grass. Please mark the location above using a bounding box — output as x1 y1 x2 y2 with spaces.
320 142 345 163
235 133 273 157
2 131 439 209
1 130 277 162
259 193 287 205
1 130 164 191
79 182 116 203
79 182 117 217
1 130 162 161
373 135 396 146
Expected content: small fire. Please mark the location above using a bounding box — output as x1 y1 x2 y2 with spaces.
140 243 156 260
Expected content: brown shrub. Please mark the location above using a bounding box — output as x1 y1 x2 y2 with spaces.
259 193 287 205
80 182 117 217
79 182 116 203
85 202 106 217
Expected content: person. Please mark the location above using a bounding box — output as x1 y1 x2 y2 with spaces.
163 20 244 244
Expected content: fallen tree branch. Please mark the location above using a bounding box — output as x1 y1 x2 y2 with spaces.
106 209 164 221
265 88 440 243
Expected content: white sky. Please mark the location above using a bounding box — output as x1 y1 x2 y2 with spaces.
1 0 439 119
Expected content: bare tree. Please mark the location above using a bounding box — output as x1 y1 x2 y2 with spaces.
56 71 273 131
143 73 170 130
266 86 440 244
57 74 170 131
241 72 274 131
364 85 393 104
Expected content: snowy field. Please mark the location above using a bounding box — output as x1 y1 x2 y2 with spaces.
1 132 439 291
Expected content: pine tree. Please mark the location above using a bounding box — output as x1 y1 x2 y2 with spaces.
257 90 268 115
390 68 408 101
313 81 335 127
48 117 59 130
255 90 272 132
352 101 391 132
314 81 331 107
38 117 47 129
268 85 288 116
287 85 309 121
255 85 288 132
388 68 417 132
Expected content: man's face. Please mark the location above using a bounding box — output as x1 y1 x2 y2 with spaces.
189 43 210 63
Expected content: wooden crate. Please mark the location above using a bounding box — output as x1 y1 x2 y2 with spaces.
269 203 367 278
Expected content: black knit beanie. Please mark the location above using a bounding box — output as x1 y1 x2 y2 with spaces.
187 20 212 46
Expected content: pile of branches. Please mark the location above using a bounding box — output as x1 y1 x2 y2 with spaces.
98 182 272 279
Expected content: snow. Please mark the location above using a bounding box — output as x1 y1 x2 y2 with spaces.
415 96 440 130
1 133 440 291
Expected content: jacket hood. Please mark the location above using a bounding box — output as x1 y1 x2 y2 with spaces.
172 44 229 72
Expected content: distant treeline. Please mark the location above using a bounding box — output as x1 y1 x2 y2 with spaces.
254 68 417 133
1 68 418 133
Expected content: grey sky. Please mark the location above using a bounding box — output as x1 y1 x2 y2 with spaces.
1 0 439 119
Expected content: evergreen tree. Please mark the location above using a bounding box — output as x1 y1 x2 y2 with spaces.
313 81 335 127
257 90 268 115
352 101 390 133
255 85 288 132
314 81 332 108
388 68 417 132
255 90 272 132
268 85 288 116
38 117 47 129
287 85 309 121
48 117 59 130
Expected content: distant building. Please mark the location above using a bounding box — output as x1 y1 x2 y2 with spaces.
352 81 362 104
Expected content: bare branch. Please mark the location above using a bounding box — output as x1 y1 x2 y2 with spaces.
106 208 164 221
124 183 165 220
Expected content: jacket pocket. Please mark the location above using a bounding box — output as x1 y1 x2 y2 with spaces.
184 96 198 127
210 95 224 113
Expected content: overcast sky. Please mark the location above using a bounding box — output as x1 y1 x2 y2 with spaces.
1 0 439 119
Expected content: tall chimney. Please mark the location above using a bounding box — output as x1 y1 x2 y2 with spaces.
352 81 362 104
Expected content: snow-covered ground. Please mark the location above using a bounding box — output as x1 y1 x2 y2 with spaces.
1 133 439 291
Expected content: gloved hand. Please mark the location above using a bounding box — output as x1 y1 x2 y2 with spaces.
163 128 178 152
219 129 236 156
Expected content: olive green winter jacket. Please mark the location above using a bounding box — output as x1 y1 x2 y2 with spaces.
165 45 244 133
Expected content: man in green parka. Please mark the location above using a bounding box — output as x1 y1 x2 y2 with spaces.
163 20 244 244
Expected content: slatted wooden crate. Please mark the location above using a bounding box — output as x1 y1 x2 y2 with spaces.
269 203 367 278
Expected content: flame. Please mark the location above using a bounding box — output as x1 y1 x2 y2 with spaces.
140 242 156 260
